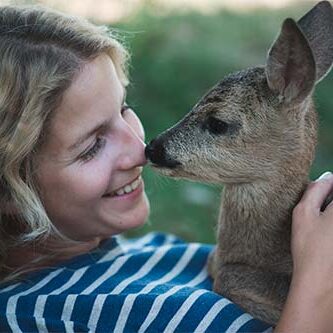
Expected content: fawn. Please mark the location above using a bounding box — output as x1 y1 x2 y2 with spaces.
145 1 333 325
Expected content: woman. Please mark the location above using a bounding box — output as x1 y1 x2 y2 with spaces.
0 4 332 332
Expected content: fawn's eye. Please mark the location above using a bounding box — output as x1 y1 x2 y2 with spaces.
203 116 229 135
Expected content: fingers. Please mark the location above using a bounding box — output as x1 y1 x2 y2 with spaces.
296 172 333 215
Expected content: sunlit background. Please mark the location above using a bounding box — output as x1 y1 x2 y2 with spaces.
3 0 333 243
0 0 321 22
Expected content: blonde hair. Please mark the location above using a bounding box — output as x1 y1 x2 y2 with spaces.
0 5 129 282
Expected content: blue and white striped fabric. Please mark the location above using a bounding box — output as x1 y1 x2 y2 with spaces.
0 232 272 332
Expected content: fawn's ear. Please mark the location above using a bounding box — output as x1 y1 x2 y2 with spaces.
297 1 333 82
266 18 316 105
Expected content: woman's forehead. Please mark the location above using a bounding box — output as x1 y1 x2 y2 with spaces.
42 55 125 151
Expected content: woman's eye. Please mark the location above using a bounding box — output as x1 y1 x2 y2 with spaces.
79 137 106 162
203 116 229 135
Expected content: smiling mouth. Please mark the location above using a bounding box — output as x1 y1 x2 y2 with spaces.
103 176 142 198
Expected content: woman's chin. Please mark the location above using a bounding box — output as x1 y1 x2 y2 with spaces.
113 192 150 233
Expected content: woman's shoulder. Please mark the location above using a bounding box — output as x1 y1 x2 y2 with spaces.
0 232 272 332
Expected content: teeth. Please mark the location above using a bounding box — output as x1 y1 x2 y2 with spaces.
116 188 125 196
114 177 141 196
124 185 132 193
132 179 139 189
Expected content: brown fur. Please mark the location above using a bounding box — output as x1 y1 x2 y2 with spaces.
145 1 333 325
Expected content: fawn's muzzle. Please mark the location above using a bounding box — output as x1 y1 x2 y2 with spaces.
145 138 181 168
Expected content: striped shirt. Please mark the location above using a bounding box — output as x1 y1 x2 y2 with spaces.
0 232 272 332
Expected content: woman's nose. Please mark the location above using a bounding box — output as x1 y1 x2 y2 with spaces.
124 108 145 142
118 122 147 169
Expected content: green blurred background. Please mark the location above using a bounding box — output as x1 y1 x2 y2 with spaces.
7 0 333 243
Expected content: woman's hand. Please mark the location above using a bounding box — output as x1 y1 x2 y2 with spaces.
291 172 333 286
275 172 333 332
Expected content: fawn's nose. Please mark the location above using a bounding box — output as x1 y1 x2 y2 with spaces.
145 137 181 168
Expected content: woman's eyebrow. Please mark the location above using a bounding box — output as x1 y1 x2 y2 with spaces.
68 122 109 152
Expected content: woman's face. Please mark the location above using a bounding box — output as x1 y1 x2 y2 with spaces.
36 54 150 242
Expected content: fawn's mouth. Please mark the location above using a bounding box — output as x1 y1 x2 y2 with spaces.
148 160 181 169
148 162 180 177
148 160 179 170
148 162 204 182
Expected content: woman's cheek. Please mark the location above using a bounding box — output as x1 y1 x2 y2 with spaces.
78 147 115 197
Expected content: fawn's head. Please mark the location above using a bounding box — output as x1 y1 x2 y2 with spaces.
146 1 333 185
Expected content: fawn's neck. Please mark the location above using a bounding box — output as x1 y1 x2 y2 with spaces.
217 176 308 272
216 103 317 273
